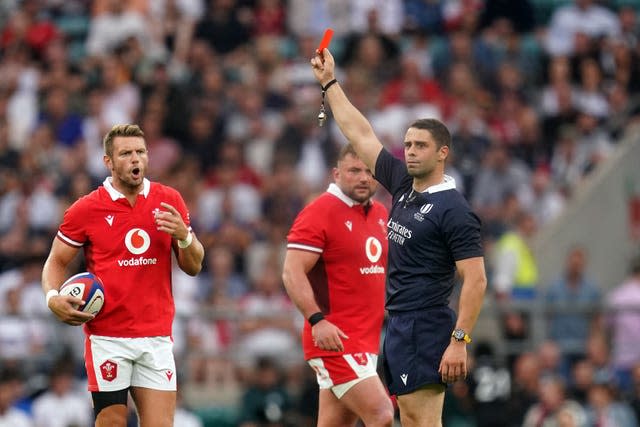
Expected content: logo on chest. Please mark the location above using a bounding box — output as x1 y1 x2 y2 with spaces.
414 203 433 222
124 228 151 255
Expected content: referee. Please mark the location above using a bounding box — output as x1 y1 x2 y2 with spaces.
311 49 487 427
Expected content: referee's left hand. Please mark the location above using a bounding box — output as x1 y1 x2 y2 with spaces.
438 341 468 383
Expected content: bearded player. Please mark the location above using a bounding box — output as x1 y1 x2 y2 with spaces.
282 144 394 426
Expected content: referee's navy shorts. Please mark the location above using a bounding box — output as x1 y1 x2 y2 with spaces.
382 305 456 395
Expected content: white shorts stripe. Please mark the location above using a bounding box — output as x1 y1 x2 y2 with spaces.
308 353 379 399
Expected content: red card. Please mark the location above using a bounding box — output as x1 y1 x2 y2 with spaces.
317 28 334 52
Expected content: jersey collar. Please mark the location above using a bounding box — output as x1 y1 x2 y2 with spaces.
419 174 457 194
327 183 369 207
103 177 151 201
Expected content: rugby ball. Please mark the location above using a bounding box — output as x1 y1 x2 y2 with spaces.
59 272 105 316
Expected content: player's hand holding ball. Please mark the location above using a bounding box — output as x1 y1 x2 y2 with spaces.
48 272 105 326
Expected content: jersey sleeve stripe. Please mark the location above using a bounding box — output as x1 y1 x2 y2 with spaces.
56 231 84 247
287 243 323 253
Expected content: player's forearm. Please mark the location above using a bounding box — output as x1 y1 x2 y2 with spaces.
282 267 321 319
455 272 487 333
41 257 67 293
177 235 204 276
324 83 383 170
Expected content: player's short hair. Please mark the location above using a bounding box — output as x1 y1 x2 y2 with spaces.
409 118 451 149
337 144 359 164
103 124 145 157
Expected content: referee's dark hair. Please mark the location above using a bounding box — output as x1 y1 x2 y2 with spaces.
409 118 452 149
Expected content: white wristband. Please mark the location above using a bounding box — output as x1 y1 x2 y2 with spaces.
46 289 59 306
178 232 193 249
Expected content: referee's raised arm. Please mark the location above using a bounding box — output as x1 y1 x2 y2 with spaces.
311 48 383 172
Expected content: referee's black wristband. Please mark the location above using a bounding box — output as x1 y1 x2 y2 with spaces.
321 79 337 92
308 312 325 326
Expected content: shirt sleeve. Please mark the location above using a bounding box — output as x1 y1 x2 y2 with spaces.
374 149 413 196
286 201 326 254
442 201 484 262
57 198 88 247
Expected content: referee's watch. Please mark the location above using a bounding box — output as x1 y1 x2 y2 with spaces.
451 329 472 343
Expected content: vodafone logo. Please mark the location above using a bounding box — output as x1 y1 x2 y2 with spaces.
124 228 151 255
365 237 382 263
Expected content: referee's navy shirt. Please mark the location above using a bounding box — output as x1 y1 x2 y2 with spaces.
375 149 484 312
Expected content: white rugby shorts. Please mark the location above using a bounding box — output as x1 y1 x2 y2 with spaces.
85 335 177 392
307 353 379 399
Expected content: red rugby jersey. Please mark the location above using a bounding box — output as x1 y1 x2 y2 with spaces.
57 178 190 337
287 184 388 359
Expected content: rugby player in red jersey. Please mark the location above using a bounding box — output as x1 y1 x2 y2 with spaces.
283 144 394 426
42 124 204 427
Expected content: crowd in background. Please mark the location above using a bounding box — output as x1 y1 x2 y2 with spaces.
1 0 640 426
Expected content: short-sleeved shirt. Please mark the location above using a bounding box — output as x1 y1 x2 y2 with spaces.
287 183 389 359
57 177 191 337
374 149 483 312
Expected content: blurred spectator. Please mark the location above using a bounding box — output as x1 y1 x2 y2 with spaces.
630 362 640 423
479 0 535 35
568 358 595 405
506 352 541 426
585 375 639 427
97 54 141 126
521 375 586 427
0 366 31 427
607 255 640 392
472 144 532 226
238 356 292 427
537 340 567 382
545 0 620 57
85 0 153 59
252 0 287 37
286 0 350 38
0 284 50 370
31 358 93 427
139 111 182 180
0 0 60 57
203 244 249 300
584 332 615 388
196 144 262 238
574 57 609 119
340 32 400 87
448 104 491 196
194 0 251 55
183 109 224 175
348 0 404 36
235 257 301 371
545 245 601 358
492 210 538 301
527 167 566 227
468 342 512 427
148 0 204 71
37 85 84 148
174 380 205 427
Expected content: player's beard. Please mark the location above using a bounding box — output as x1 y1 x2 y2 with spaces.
345 186 374 204
116 166 145 191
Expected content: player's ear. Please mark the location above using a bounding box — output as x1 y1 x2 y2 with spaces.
103 155 112 170
438 145 449 162
332 167 340 181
